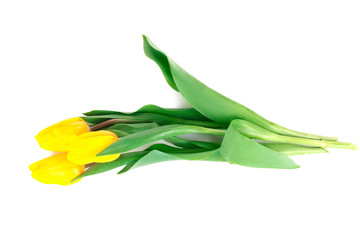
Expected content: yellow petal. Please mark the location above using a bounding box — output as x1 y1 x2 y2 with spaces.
35 117 89 152
29 153 85 185
67 130 121 165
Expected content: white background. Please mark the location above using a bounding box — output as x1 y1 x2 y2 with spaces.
1 1 359 239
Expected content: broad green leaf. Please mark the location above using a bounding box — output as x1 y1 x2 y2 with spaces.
98 124 226 155
106 122 220 150
107 122 159 133
118 141 326 174
99 121 328 169
78 142 327 179
77 151 147 179
220 120 299 169
84 104 210 121
165 136 221 149
107 129 129 137
117 149 221 174
143 35 337 141
145 143 225 153
261 143 328 155
82 112 226 128
144 143 181 152
78 146 213 179
137 104 210 121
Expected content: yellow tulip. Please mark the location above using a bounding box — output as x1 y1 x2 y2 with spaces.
67 130 121 165
29 153 85 185
35 117 90 152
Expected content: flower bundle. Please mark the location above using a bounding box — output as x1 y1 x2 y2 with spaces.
30 36 357 185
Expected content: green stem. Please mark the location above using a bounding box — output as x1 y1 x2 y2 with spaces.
276 135 356 150
266 121 339 141
98 119 357 156
233 119 356 150
326 141 357 150
89 119 143 131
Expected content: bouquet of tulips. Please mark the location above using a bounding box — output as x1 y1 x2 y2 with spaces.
30 36 357 185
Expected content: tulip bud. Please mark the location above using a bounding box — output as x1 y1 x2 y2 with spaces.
35 117 90 152
67 130 121 165
29 153 85 185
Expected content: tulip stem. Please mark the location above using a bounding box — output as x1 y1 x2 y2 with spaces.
85 163 95 168
90 119 144 131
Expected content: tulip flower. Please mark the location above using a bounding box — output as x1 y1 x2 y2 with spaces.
35 117 90 152
67 130 121 165
29 36 357 185
29 153 85 185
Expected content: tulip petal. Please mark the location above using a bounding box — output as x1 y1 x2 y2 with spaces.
67 131 121 165
29 153 85 185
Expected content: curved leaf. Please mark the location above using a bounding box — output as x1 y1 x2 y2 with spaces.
261 143 328 155
99 121 298 169
137 104 210 121
98 124 226 155
165 136 221 149
78 142 327 180
143 35 337 141
107 122 221 150
107 122 159 133
118 149 220 174
84 104 210 121
78 146 213 179
82 112 226 128
78 151 147 179
118 141 328 174
220 121 299 169
99 120 330 169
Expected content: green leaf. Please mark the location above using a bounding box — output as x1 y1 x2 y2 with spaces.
99 121 298 169
107 122 159 133
106 123 161 137
76 151 147 180
98 124 226 155
220 120 299 169
143 35 337 141
78 146 215 179
78 141 327 179
84 104 210 121
119 138 321 174
165 136 221 149
82 114 143 124
106 122 221 150
82 112 226 128
117 149 221 174
99 120 330 169
144 143 181 152
137 104 210 121
261 143 328 155
107 129 129 137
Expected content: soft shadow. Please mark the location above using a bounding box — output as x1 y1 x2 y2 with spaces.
174 92 192 108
